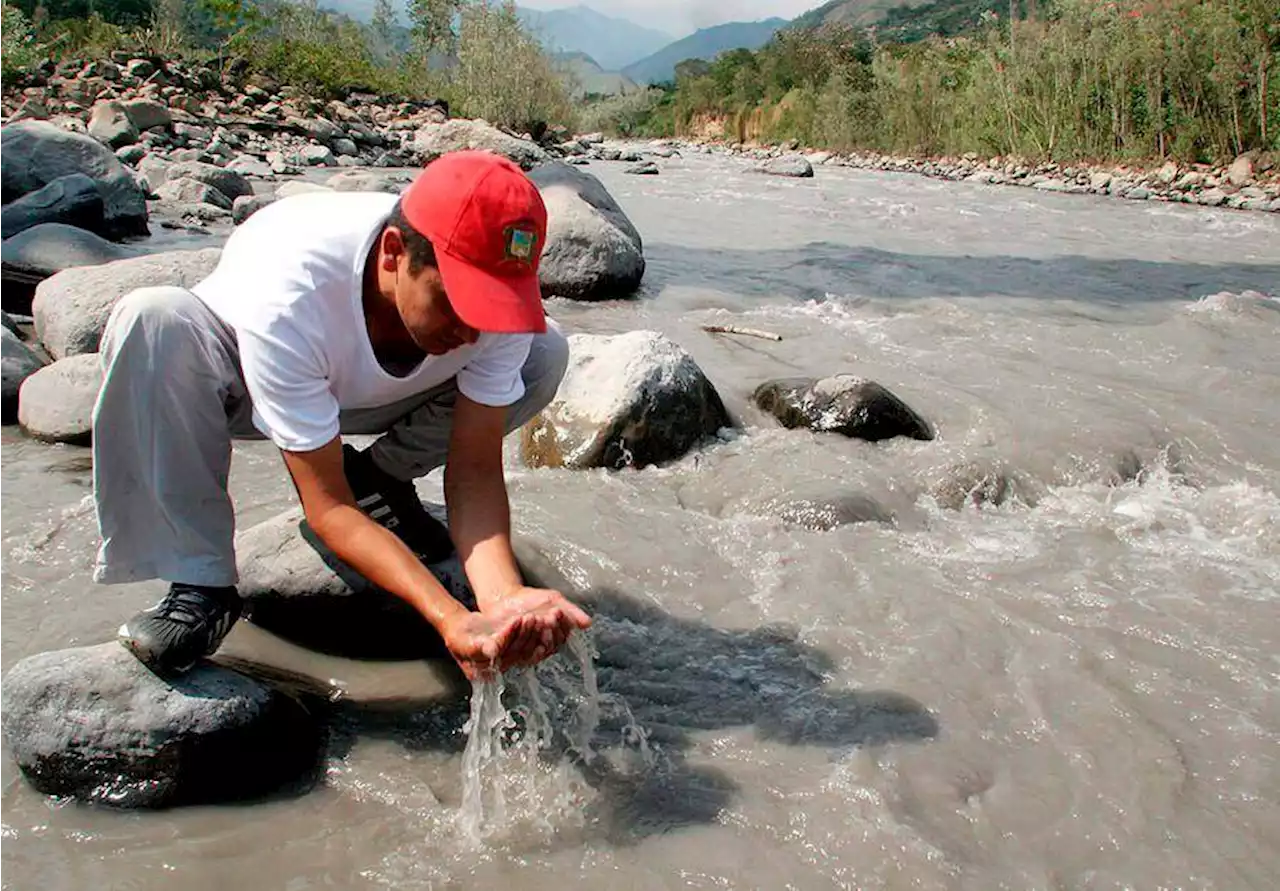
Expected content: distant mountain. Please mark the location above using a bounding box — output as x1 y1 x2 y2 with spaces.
517 5 673 73
622 18 788 86
789 0 1007 38
553 51 641 98
790 0 922 30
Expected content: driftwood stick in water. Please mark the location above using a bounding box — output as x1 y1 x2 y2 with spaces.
701 324 783 341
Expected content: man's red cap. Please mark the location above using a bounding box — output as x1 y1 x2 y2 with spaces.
399 150 548 334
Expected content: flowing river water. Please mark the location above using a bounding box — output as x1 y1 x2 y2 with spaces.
3 151 1279 890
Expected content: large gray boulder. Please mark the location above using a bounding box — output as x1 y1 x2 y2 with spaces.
0 643 321 808
2 327 46 423
0 174 105 241
3 223 138 280
753 375 933 442
1 120 149 238
33 248 222 359
521 330 731 470
237 506 472 665
17 353 102 444
527 162 645 300
412 119 549 170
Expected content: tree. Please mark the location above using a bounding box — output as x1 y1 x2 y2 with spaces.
407 0 459 61
368 0 398 63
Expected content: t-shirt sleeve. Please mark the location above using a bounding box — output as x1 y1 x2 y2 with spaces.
238 314 340 452
457 333 533 407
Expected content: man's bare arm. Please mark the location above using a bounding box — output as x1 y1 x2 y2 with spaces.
443 394 525 612
445 393 591 666
280 438 527 676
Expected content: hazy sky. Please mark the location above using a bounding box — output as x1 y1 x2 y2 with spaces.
513 1 822 38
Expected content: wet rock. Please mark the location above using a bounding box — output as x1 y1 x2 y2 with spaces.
115 144 146 165
0 173 105 241
773 494 893 529
1 120 149 239
2 327 47 423
16 353 101 443
33 248 222 359
156 177 233 210
527 162 645 301
927 461 1028 509
0 643 322 809
521 330 731 470
165 161 253 201
1 310 20 336
412 119 549 170
756 155 813 178
753 375 933 442
237 506 471 663
625 161 659 175
232 193 276 225
2 222 137 274
87 99 140 148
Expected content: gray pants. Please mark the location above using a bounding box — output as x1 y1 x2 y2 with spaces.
91 285 569 588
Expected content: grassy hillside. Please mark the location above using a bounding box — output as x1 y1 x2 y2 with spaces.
622 18 787 86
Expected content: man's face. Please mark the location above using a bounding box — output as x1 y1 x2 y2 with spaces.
389 240 479 356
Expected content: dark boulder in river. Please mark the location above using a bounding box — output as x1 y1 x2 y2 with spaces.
0 643 322 808
0 173 105 241
2 326 46 424
753 375 933 442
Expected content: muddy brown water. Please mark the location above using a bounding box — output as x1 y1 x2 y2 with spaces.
3 152 1279 890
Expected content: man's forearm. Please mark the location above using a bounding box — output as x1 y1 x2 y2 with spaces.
309 504 470 632
445 460 524 613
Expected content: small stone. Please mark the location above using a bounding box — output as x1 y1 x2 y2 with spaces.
624 161 659 175
17 353 102 443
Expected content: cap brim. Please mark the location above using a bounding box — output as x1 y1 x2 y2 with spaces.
435 249 547 335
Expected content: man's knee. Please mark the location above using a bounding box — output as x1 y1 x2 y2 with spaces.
524 320 569 404
102 286 203 359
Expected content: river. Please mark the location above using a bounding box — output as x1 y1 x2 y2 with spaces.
3 150 1279 890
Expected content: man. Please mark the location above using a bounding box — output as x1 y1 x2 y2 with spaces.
91 150 591 680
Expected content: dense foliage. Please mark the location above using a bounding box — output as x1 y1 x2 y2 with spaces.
602 0 1278 165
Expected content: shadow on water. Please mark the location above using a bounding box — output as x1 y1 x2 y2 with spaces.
319 588 939 844
644 241 1280 306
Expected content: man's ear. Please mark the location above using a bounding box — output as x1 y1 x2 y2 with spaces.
380 227 406 273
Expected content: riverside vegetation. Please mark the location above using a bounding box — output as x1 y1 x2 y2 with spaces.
580 0 1278 170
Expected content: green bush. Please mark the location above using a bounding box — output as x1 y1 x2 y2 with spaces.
1 4 42 80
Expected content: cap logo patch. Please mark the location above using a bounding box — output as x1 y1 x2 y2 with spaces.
505 226 536 263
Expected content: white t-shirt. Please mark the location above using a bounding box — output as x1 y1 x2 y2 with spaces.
191 191 532 452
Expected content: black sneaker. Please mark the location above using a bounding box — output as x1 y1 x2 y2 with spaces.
118 584 242 675
342 444 454 564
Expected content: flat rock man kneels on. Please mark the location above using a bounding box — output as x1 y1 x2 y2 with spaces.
92 150 591 678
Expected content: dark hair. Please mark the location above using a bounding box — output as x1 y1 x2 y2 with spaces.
384 200 437 274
